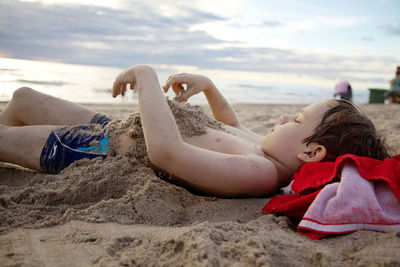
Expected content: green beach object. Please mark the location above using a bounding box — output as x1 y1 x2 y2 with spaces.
368 88 387 104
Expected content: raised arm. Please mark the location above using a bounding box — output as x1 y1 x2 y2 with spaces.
113 65 182 156
163 73 243 128
112 65 278 196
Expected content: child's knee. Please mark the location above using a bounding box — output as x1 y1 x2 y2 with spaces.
12 87 34 101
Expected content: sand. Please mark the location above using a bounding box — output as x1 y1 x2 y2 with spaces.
1 101 400 267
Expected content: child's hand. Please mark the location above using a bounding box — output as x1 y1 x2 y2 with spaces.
163 73 213 102
112 66 137 98
112 65 155 98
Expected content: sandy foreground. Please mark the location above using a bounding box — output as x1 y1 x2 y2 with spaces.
0 101 399 267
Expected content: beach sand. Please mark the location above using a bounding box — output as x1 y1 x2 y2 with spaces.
0 101 399 267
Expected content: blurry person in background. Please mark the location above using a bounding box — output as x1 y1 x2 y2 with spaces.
387 66 400 104
333 81 353 102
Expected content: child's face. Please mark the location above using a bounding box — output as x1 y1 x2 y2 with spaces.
261 101 331 172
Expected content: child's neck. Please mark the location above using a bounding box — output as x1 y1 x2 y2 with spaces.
263 153 293 187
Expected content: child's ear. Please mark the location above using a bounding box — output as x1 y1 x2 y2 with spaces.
297 142 326 163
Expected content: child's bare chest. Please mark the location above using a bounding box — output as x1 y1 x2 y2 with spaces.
182 127 263 157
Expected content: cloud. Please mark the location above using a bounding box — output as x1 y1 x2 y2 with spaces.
230 20 283 28
361 36 374 42
260 20 283 27
381 23 400 36
0 0 226 66
0 0 397 86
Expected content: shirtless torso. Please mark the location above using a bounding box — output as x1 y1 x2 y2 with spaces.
116 122 291 188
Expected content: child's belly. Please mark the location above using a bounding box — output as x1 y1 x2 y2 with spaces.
182 128 263 157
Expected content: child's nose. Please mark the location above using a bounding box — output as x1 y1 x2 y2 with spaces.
280 115 289 124
280 115 295 124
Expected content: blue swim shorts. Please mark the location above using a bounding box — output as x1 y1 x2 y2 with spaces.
40 113 115 174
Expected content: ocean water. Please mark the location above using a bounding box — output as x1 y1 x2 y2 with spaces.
0 57 369 105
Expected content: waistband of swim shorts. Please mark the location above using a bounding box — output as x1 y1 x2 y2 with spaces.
90 113 114 126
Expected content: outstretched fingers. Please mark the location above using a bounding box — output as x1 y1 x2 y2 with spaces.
163 74 192 101
112 81 123 98
112 81 120 98
174 86 193 102
172 83 185 95
112 81 130 97
163 74 187 92
112 67 139 98
112 79 136 98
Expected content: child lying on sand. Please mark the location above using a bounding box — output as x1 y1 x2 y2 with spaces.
0 65 390 196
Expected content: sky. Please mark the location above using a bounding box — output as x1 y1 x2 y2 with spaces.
0 0 399 89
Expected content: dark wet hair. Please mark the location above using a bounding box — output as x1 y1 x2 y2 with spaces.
304 99 390 161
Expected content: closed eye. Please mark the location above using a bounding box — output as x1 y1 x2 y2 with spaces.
295 110 305 123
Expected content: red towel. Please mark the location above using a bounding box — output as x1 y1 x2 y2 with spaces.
263 154 400 239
